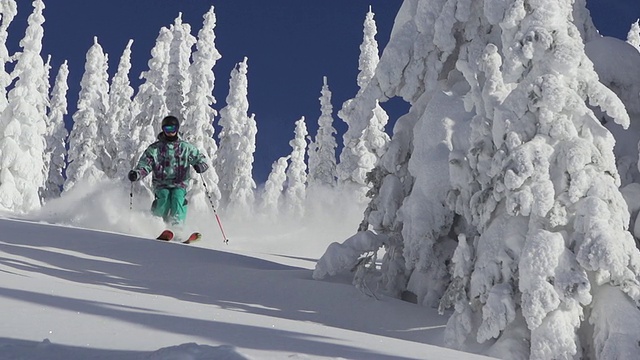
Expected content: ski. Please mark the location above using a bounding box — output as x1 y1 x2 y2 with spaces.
182 232 202 244
156 230 174 241
155 230 201 244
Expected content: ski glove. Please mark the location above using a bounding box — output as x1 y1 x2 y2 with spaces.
128 170 139 182
193 163 208 173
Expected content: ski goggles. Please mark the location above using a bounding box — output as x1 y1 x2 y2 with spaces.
162 124 178 133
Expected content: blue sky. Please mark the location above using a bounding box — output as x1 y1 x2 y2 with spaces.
6 0 640 183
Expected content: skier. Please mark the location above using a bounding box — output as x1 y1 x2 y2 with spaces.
128 115 209 238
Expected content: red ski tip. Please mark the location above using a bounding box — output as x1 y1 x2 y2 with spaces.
156 230 174 241
183 232 202 244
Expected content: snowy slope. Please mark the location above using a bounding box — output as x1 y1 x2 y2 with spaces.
0 216 495 360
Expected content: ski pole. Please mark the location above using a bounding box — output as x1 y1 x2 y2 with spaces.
129 181 134 233
129 182 134 211
200 173 229 244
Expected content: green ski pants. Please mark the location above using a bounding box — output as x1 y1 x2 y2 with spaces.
152 187 188 226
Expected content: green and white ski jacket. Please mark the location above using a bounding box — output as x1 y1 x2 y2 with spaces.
134 133 208 190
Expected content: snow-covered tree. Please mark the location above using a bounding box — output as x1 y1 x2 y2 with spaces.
337 7 389 200
316 1 640 359
65 37 109 191
284 117 308 217
232 111 257 214
628 19 640 52
106 39 134 180
215 57 256 212
42 61 69 200
447 5 635 349
39 54 52 198
446 1 635 358
357 7 378 90
41 54 51 110
584 35 640 187
308 76 337 189
184 6 222 209
261 156 289 215
0 0 48 212
0 0 17 114
361 105 389 159
130 27 171 168
166 13 195 121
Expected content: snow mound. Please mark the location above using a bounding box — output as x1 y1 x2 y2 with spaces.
313 230 387 279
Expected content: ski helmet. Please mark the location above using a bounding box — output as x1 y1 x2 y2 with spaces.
161 115 180 133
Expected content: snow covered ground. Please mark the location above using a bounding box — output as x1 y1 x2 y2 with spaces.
0 182 495 360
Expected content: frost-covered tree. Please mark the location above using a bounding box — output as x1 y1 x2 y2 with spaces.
584 35 640 187
130 27 171 168
0 0 48 212
356 7 390 162
215 57 256 212
362 104 389 159
627 19 640 52
308 76 337 189
285 117 308 217
65 37 109 191
39 54 51 198
166 13 195 121
442 0 637 351
261 156 289 214
0 0 17 114
106 39 134 180
184 6 222 209
43 61 69 200
41 54 51 110
337 7 389 200
316 1 640 359
231 111 257 214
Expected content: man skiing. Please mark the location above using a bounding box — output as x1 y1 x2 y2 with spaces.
128 115 209 239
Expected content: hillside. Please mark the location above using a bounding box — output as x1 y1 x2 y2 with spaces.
0 216 494 359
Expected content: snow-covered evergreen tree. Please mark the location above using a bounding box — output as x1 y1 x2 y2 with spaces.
43 61 69 200
65 37 109 191
39 54 52 199
41 54 51 111
316 1 640 359
443 0 638 353
166 13 195 122
358 7 390 166
337 7 389 200
628 19 640 52
231 111 257 214
105 39 134 180
0 0 17 114
0 0 48 212
184 6 222 209
261 156 289 215
215 57 256 212
130 27 171 169
308 76 337 189
285 117 308 217
584 35 640 187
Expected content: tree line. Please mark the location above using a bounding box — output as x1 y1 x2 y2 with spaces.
0 2 391 217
